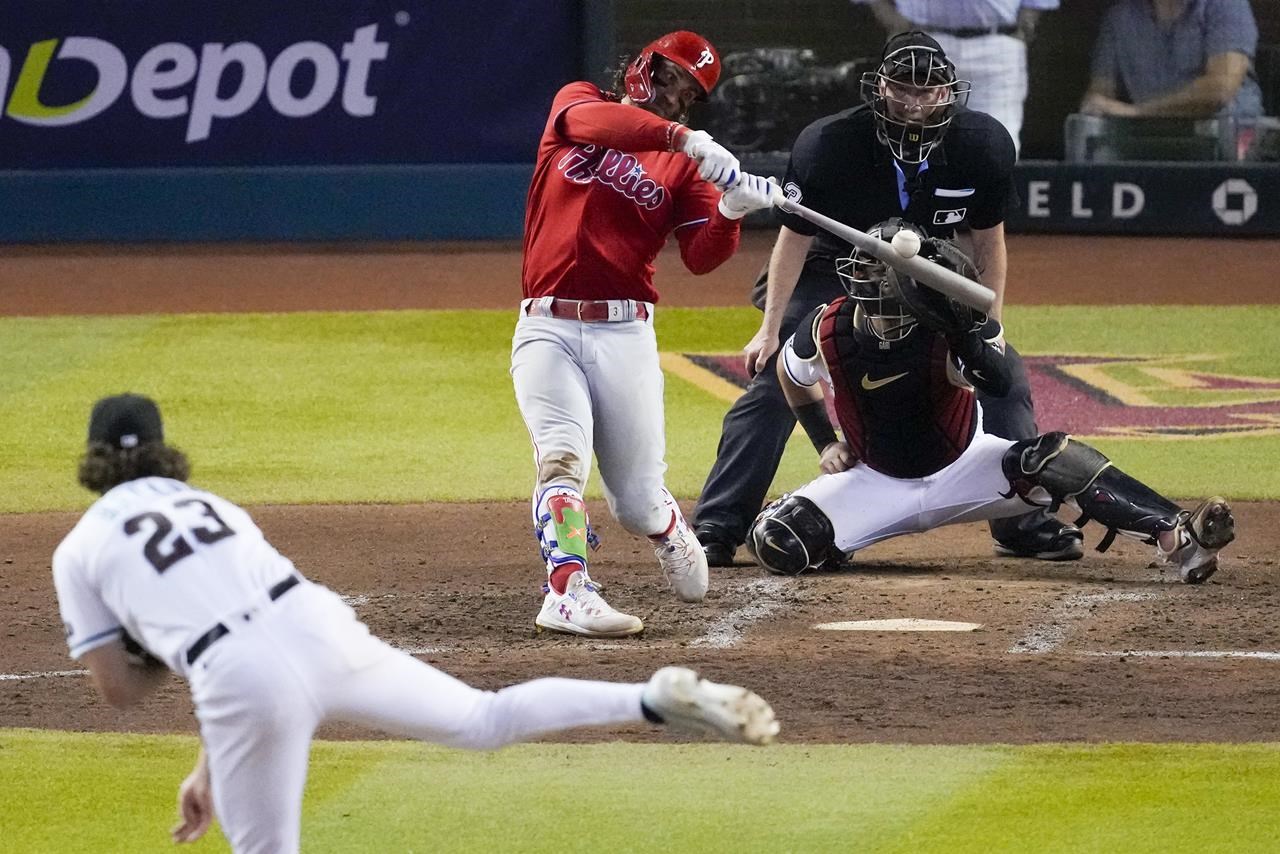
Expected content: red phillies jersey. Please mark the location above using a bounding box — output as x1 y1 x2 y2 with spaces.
522 82 740 303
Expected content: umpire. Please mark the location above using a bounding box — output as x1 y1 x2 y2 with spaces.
693 31 1084 566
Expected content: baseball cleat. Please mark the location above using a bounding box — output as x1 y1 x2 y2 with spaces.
535 570 644 638
641 666 779 746
651 518 710 602
1164 497 1236 584
696 527 738 568
993 521 1085 561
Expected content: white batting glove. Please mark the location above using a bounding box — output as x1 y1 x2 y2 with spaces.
718 174 780 220
682 129 740 189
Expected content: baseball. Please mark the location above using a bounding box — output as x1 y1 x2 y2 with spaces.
891 230 921 259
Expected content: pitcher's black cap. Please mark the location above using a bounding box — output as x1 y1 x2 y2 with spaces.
88 394 163 449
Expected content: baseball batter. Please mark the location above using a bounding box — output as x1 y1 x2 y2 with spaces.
749 227 1236 584
53 394 778 853
513 30 777 637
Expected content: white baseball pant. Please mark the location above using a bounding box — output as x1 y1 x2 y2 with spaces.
510 303 674 537
189 582 646 853
793 429 1033 554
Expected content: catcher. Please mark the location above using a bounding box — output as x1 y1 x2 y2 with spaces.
750 221 1235 583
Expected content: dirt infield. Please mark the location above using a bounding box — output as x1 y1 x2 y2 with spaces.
3 233 1279 744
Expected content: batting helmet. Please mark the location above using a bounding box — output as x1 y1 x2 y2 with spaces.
624 31 721 105
860 31 970 163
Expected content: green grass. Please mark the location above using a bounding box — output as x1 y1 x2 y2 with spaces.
5 305 1279 851
1 305 1278 512
3 730 1279 853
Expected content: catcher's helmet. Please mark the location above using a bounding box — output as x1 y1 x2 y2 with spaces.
625 31 721 105
834 218 927 342
860 31 970 163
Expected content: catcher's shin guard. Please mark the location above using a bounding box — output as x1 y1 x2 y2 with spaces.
533 485 599 577
749 495 836 575
1071 467 1185 550
1002 432 1182 551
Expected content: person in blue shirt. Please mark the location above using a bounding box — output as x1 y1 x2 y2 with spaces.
1081 0 1263 121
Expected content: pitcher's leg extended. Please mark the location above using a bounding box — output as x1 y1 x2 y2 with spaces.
329 640 778 747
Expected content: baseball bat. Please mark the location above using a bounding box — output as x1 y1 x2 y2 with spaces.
769 190 997 314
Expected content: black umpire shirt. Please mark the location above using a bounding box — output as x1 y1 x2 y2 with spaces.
776 104 1017 277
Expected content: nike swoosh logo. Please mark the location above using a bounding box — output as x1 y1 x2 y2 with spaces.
972 370 986 381
861 371 910 390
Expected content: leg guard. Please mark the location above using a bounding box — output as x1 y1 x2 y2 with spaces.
1002 432 1182 551
748 495 836 576
533 485 599 576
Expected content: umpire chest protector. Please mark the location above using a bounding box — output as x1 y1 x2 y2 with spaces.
777 107 1017 264
817 298 978 478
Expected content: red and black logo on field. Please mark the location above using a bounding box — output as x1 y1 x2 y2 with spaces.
673 352 1280 439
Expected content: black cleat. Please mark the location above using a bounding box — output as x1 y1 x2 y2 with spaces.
993 521 1085 562
696 528 738 567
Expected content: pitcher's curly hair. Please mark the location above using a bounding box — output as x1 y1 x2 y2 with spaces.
78 441 191 494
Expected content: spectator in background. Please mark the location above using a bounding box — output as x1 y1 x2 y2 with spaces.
854 0 1059 155
1081 0 1263 121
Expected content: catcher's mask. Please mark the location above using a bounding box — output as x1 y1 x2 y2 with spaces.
860 31 970 164
834 218 926 342
625 30 721 107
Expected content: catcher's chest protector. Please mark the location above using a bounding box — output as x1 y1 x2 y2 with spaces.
818 299 978 478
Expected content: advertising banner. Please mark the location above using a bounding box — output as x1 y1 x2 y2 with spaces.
743 154 1280 236
1012 163 1280 236
0 1 583 167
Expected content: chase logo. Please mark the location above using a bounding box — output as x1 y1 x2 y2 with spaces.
0 24 389 142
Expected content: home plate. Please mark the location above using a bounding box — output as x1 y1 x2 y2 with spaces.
815 619 983 632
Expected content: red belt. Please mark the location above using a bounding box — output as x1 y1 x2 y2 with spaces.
524 298 649 322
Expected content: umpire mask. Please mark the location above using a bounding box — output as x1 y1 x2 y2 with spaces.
860 32 969 164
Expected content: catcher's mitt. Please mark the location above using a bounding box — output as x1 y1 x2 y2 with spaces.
882 238 984 337
121 630 164 669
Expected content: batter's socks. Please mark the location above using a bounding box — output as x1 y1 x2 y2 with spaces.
535 486 595 595
647 510 678 544
649 487 696 545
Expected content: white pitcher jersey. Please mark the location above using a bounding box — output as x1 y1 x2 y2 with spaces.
53 477 298 676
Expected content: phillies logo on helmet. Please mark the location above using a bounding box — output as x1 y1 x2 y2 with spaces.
624 30 721 104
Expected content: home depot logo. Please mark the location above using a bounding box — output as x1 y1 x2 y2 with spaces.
665 352 1280 440
0 23 388 142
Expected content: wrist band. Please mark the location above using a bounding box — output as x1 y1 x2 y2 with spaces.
794 401 837 453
